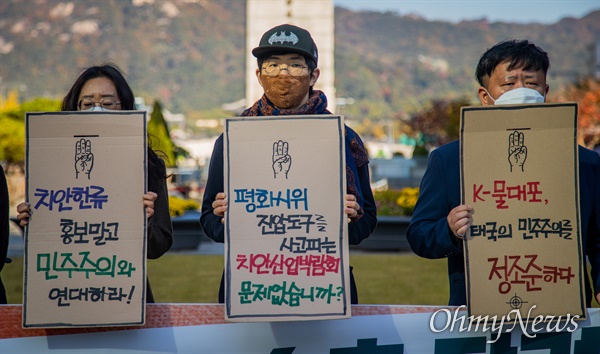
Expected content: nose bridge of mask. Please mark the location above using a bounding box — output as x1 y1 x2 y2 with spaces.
83 106 107 112
493 87 545 105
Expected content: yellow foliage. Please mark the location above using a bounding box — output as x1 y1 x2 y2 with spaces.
1 90 20 112
395 187 420 215
373 187 420 216
168 196 200 217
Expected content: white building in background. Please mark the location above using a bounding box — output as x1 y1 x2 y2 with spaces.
245 0 337 113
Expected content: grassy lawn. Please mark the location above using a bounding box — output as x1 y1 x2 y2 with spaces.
3 253 597 307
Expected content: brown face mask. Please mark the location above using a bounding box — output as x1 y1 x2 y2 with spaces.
260 74 311 110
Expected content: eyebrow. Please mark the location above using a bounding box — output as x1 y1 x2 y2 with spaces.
80 93 117 99
502 73 540 81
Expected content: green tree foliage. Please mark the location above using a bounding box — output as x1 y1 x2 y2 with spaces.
0 1 597 121
0 97 61 169
0 117 26 168
148 100 176 167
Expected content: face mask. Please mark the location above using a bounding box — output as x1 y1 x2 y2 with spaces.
260 74 311 109
487 87 545 105
82 106 115 112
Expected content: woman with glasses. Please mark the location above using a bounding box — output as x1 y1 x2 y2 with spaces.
201 24 377 304
16 64 173 303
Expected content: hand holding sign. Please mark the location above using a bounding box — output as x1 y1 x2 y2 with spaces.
272 140 292 179
508 131 527 172
75 138 94 179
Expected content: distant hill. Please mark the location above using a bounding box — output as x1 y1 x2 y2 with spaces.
1 0 598 121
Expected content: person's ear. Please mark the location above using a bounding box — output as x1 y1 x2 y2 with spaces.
256 68 264 87
309 68 320 86
478 86 492 106
545 84 550 97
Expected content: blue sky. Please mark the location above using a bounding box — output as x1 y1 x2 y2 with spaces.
334 0 599 24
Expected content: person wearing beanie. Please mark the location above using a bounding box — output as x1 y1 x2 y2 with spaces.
200 24 377 305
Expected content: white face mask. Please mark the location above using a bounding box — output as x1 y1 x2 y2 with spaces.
82 106 117 112
487 87 545 105
81 106 110 112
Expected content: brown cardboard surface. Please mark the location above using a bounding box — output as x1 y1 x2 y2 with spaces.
23 111 147 327
223 115 350 321
460 103 585 320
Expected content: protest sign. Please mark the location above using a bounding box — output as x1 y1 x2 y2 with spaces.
23 111 147 328
223 115 350 321
461 103 586 321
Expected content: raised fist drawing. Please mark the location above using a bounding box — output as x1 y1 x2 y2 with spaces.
75 138 94 179
508 131 527 172
272 140 292 179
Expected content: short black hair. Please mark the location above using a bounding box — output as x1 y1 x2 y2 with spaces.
475 40 550 87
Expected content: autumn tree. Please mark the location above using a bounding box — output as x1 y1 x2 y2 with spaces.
408 97 472 150
554 76 600 149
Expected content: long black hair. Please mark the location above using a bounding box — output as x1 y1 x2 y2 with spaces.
62 64 167 185
62 64 136 111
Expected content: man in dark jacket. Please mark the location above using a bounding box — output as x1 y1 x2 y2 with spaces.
407 39 600 307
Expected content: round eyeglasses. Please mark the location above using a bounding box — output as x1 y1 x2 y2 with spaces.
262 63 308 77
78 97 121 111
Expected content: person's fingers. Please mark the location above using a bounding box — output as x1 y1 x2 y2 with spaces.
456 223 469 238
448 205 474 238
213 205 227 216
143 193 157 208
17 212 30 221
16 202 30 213
17 204 31 226
143 193 157 213
212 193 228 217
144 192 158 201
212 199 225 208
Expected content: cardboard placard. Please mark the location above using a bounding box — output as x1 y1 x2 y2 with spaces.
224 115 350 321
23 112 147 328
461 103 586 320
